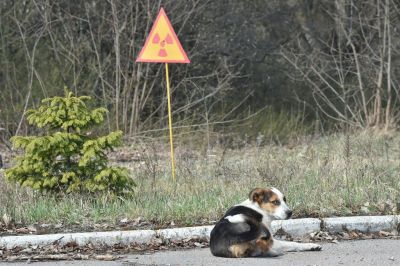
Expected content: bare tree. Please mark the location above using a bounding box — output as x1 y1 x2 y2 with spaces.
281 0 400 130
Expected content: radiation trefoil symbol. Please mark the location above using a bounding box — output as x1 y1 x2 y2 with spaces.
153 33 173 57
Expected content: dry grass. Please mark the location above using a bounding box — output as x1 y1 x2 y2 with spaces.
1 131 399 229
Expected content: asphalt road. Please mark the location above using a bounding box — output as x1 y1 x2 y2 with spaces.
3 239 400 266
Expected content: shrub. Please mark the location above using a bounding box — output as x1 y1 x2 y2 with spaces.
5 90 134 195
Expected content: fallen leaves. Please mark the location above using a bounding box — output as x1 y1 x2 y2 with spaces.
6 254 90 262
0 241 124 262
0 235 209 262
378 230 397 237
308 229 399 243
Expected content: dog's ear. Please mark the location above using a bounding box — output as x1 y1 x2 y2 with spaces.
249 188 273 205
249 188 263 203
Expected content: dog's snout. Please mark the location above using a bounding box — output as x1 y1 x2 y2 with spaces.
286 210 293 218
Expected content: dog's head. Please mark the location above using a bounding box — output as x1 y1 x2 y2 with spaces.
249 187 292 220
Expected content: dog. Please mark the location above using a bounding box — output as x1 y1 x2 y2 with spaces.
210 187 322 257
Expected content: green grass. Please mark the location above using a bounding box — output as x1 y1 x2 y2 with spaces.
1 131 399 229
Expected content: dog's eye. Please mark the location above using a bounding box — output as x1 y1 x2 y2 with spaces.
283 196 287 202
271 200 280 205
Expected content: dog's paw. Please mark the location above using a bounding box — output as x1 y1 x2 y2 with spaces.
309 244 322 251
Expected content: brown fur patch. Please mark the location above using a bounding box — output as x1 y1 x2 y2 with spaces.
249 188 279 214
249 188 272 204
255 235 274 253
229 242 254 258
259 193 279 213
229 236 274 257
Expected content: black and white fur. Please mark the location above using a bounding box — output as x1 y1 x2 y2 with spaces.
210 187 322 258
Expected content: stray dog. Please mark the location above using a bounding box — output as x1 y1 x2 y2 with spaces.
210 187 322 257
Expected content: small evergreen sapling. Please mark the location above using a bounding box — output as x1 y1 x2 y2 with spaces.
5 91 134 194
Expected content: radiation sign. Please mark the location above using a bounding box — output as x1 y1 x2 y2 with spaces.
136 8 190 63
136 7 190 181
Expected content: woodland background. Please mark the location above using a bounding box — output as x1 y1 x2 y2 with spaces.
1 0 400 144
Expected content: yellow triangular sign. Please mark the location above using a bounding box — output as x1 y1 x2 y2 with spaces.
136 8 190 63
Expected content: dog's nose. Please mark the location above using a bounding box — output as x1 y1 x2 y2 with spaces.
286 210 293 218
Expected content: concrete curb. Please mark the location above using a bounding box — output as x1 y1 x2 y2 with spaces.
0 230 156 249
157 226 214 241
323 215 400 233
1 215 399 249
271 218 321 237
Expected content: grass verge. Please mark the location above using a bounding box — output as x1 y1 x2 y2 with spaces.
1 131 399 231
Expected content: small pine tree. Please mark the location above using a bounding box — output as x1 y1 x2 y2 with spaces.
5 90 134 194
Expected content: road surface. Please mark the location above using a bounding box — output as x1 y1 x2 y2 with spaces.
3 239 400 265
